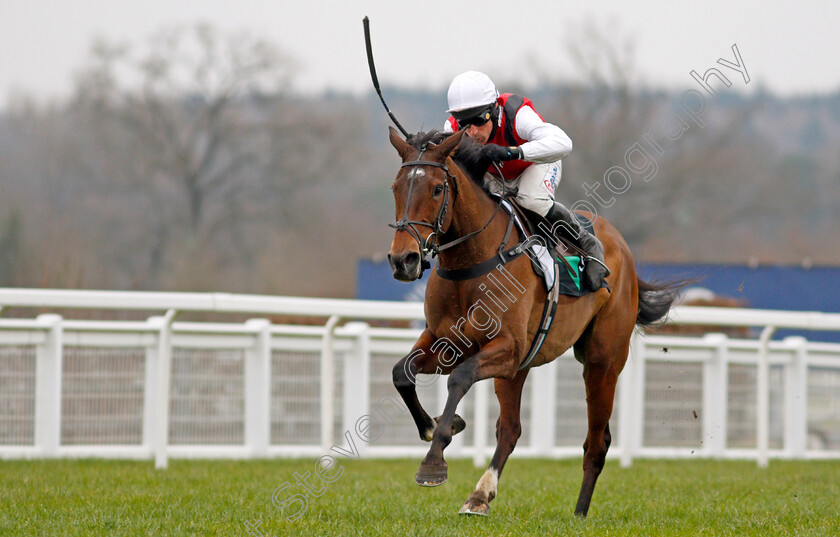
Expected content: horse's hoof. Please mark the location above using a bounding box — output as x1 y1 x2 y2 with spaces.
433 414 466 436
459 498 490 516
415 460 448 487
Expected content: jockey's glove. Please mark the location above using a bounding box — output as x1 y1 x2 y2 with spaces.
482 144 524 162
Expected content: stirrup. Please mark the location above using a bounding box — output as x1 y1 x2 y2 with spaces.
584 255 611 277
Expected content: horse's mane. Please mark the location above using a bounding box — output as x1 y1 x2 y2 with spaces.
405 130 492 192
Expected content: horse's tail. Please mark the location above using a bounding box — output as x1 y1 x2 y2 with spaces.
636 277 692 326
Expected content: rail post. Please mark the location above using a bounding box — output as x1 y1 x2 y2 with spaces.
342 322 371 456
618 332 638 468
245 319 272 457
757 325 777 468
702 333 729 456
151 309 177 469
34 314 62 457
530 359 558 456
631 331 648 463
321 316 341 454
783 336 808 457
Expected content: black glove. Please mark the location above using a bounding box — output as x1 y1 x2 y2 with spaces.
481 144 523 162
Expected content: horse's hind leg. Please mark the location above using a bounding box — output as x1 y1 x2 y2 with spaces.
574 355 624 517
572 261 635 517
460 370 529 516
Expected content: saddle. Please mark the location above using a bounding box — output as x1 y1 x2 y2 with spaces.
504 199 600 297
433 195 599 370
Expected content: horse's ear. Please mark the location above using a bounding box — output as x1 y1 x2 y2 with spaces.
388 126 414 161
430 130 465 161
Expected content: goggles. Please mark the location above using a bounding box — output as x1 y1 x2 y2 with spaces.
454 105 494 129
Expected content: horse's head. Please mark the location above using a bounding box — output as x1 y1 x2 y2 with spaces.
387 127 465 282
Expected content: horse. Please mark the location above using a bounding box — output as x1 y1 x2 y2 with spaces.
386 127 682 517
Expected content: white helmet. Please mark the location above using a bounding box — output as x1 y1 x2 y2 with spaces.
446 71 499 114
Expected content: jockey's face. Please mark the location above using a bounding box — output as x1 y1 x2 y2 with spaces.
463 120 494 145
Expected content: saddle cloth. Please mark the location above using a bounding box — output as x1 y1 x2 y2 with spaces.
501 200 594 297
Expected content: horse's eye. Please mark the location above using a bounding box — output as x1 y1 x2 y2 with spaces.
433 185 444 195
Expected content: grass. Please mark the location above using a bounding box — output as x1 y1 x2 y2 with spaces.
1 457 839 536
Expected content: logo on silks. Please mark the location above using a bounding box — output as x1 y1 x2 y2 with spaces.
543 167 559 194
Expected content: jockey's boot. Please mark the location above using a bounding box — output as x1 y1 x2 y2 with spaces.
541 202 610 290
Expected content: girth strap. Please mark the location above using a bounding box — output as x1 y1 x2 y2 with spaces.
519 256 562 370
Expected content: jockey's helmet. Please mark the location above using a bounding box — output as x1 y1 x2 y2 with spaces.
446 71 499 122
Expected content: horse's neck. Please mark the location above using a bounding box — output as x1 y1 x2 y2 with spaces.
437 169 514 270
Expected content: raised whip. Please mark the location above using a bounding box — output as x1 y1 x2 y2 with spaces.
363 16 409 138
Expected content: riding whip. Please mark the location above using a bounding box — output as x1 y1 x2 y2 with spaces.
363 16 410 138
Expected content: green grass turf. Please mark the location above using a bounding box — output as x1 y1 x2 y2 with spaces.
2 457 838 536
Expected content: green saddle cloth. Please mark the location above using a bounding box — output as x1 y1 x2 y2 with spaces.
556 255 586 297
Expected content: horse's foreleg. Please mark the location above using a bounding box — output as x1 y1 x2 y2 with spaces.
415 337 516 487
460 371 529 516
392 330 438 442
574 361 619 517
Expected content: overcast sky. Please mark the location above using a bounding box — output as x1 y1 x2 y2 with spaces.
1 0 838 107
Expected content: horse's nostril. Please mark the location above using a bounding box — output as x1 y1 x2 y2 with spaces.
404 252 420 268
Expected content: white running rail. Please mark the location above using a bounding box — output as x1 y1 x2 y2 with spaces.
1 288 839 469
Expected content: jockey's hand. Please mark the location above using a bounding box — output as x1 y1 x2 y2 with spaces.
482 144 523 162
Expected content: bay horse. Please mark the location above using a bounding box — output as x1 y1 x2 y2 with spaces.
387 127 682 517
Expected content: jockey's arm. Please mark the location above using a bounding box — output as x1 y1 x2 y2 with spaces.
441 107 572 162
514 107 572 163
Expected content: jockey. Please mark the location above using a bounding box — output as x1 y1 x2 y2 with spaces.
443 70 609 289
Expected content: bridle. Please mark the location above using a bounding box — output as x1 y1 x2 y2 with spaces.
390 145 506 275
389 146 456 272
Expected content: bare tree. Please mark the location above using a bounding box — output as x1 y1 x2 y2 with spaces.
75 24 293 231
67 25 307 287
541 21 764 259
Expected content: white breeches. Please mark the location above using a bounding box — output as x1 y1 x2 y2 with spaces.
483 161 561 217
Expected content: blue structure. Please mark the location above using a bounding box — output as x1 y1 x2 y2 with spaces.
357 260 840 341
637 263 840 342
356 259 430 303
